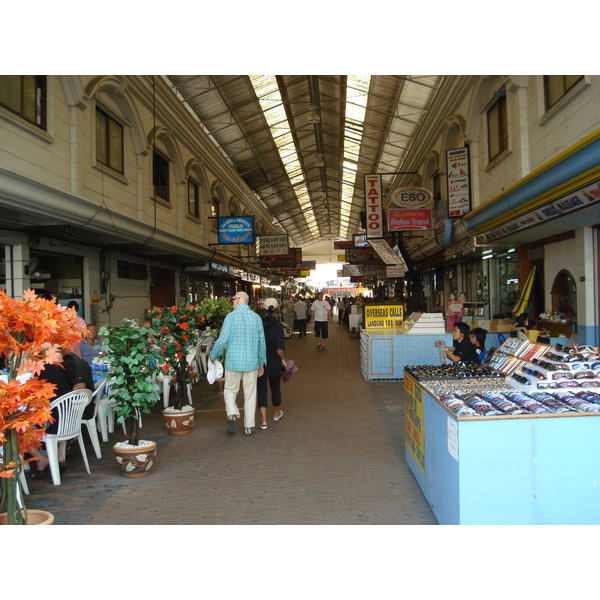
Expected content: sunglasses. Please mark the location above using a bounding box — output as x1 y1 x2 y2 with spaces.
537 381 579 389
552 372 573 380
522 367 545 380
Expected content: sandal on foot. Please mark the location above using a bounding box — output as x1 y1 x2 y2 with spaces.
226 419 236 435
259 423 268 430
30 468 48 480
273 411 284 421
316 345 321 349
245 427 255 436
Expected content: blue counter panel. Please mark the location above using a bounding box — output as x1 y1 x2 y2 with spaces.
361 332 453 380
404 374 600 525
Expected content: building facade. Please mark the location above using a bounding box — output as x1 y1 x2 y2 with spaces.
0 75 280 325
1 74 599 344
389 75 600 345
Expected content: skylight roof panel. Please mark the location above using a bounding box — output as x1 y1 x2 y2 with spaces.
250 75 319 237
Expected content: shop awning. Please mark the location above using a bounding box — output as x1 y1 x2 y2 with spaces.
512 266 536 317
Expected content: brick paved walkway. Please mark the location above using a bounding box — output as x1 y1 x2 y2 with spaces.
23 320 437 525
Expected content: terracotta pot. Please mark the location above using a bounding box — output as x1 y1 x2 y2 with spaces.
162 407 196 435
0 509 54 525
113 441 157 478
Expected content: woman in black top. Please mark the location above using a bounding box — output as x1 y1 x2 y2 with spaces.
257 299 286 429
435 322 480 365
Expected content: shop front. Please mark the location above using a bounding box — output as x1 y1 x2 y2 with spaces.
465 133 600 346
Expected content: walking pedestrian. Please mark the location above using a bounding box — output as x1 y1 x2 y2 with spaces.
209 291 266 436
336 297 345 323
310 292 332 350
257 298 287 429
294 295 308 337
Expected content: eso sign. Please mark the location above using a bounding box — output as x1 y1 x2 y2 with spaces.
391 187 433 209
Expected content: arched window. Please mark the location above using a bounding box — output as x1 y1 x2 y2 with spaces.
551 270 576 318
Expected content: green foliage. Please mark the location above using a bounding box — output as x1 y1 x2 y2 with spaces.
98 319 162 446
147 303 205 410
198 297 232 337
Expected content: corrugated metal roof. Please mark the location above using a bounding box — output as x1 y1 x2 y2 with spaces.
167 75 443 247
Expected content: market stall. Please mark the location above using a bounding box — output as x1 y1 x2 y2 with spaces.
361 308 452 381
403 338 600 525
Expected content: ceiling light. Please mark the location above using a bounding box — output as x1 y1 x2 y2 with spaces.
315 154 325 167
308 106 320 124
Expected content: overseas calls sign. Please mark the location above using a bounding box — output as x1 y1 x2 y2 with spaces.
364 304 404 329
364 174 384 239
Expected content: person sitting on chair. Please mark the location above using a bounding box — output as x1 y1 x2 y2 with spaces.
435 322 480 365
469 327 487 364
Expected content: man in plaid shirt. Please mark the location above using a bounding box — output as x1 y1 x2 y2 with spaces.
209 291 266 436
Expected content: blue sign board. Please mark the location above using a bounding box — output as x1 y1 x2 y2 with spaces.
218 216 255 244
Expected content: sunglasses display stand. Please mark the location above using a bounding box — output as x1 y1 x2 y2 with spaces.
489 337 600 393
403 358 600 524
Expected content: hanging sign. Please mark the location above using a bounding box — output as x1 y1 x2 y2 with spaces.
217 216 255 244
259 247 302 268
365 174 384 239
391 187 433 208
333 240 354 249
368 238 404 266
386 266 405 278
256 234 289 256
387 209 432 230
434 200 453 247
446 147 471 217
353 233 371 248
342 264 364 277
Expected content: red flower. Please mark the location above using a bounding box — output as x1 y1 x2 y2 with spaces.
171 306 178 314
179 322 190 330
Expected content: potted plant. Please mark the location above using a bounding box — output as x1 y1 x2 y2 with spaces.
198 298 233 393
147 303 205 435
198 297 233 339
98 319 162 477
0 289 84 524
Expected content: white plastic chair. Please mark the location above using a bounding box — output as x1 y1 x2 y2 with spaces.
80 378 107 459
96 379 130 442
42 390 92 486
197 336 214 375
157 347 196 408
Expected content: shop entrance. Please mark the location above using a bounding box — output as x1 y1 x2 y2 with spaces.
551 269 576 319
29 251 84 313
150 266 176 307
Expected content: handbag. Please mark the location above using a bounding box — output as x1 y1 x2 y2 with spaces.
281 359 298 383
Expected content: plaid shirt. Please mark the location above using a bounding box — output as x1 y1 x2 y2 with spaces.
210 304 266 372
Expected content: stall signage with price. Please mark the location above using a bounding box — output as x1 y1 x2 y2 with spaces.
364 304 404 329
404 376 426 475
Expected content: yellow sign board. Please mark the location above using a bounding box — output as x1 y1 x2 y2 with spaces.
404 375 425 475
363 304 404 329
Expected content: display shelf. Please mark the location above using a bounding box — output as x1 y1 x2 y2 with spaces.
507 346 600 392
399 312 445 335
488 336 551 375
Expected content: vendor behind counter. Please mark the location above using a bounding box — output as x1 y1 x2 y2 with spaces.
435 322 480 365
